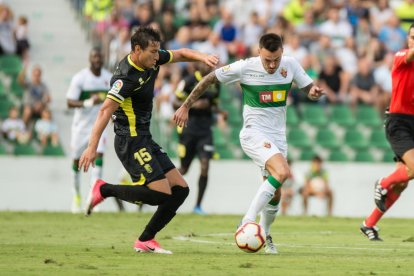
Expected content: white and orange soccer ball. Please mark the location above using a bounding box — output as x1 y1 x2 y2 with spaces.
234 222 266 253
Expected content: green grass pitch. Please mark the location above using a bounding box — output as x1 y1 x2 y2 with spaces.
1 212 414 275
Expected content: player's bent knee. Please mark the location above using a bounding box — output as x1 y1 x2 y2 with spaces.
146 190 171 206
172 185 190 204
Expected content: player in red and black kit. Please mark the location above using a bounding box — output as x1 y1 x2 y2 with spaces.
78 26 218 254
361 24 414 241
174 63 223 215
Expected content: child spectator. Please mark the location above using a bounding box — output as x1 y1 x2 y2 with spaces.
34 109 58 147
1 106 30 144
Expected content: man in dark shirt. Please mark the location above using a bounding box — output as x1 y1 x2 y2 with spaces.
174 63 223 215
78 26 218 254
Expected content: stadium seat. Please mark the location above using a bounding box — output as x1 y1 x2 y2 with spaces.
370 129 390 150
288 128 311 149
286 106 299 127
315 128 340 149
216 147 234 159
42 144 65 156
302 104 328 127
344 129 369 150
10 78 24 99
354 150 375 162
330 105 356 127
356 105 382 127
328 149 349 162
13 144 37 156
0 143 7 155
212 126 227 148
0 55 22 77
299 149 316 161
382 150 395 163
0 98 14 119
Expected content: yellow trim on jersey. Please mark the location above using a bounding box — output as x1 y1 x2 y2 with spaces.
120 97 137 136
132 173 146 185
194 70 203 81
128 54 144 71
167 50 173 63
107 94 123 104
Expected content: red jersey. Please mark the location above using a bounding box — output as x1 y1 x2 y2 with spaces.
390 49 414 115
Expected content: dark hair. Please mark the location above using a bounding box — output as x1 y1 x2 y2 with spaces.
259 33 283 52
409 23 414 33
312 155 323 163
90 46 102 55
131 26 161 51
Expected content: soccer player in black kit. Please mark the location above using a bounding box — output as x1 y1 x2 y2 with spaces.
174 63 223 215
78 26 218 254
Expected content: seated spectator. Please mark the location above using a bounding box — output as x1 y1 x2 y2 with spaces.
1 106 30 144
318 54 350 104
15 15 30 60
349 57 379 110
374 53 393 116
18 65 51 125
34 109 59 147
378 13 407 53
301 155 333 216
108 26 130 70
0 4 16 55
318 6 352 48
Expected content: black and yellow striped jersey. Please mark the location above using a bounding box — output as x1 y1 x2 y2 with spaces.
107 50 172 136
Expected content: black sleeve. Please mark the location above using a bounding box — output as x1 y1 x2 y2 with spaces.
157 49 173 66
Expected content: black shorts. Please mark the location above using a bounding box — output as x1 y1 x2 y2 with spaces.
178 132 214 168
385 113 414 161
114 135 175 185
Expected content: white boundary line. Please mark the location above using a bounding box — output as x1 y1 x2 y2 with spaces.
173 233 414 252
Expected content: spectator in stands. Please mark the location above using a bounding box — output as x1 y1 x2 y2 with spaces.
374 53 393 116
349 57 379 110
309 34 335 72
318 6 352 49
83 0 113 45
369 0 394 34
155 7 177 44
193 31 228 65
378 13 407 53
15 15 29 61
184 3 211 42
34 109 59 147
213 8 244 58
0 4 16 55
108 26 130 70
301 155 333 216
241 11 264 50
284 33 309 64
19 65 51 126
283 0 309 26
394 0 414 32
318 54 349 104
1 106 30 144
295 9 320 49
129 3 153 31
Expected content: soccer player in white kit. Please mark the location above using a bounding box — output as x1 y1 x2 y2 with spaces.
67 48 112 213
174 33 323 254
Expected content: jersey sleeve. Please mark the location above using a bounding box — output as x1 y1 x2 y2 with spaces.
290 57 313 89
66 73 83 100
106 77 136 104
157 49 173 66
393 49 409 70
214 60 244 85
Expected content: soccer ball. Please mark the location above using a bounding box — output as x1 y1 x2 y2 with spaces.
234 222 266 253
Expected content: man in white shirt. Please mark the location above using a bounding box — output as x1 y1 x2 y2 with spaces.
174 33 323 254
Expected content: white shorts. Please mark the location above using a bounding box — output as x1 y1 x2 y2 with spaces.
240 128 287 176
70 129 107 159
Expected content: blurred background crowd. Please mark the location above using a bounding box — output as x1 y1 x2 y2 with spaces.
1 0 414 163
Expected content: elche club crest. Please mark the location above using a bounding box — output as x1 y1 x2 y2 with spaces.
263 142 271 149
279 67 287 78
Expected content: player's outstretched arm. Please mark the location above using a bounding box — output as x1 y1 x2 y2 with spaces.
173 71 219 127
170 48 219 68
78 99 119 172
302 83 324 101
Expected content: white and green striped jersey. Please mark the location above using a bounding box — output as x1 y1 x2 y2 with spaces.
215 56 312 136
67 68 112 135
